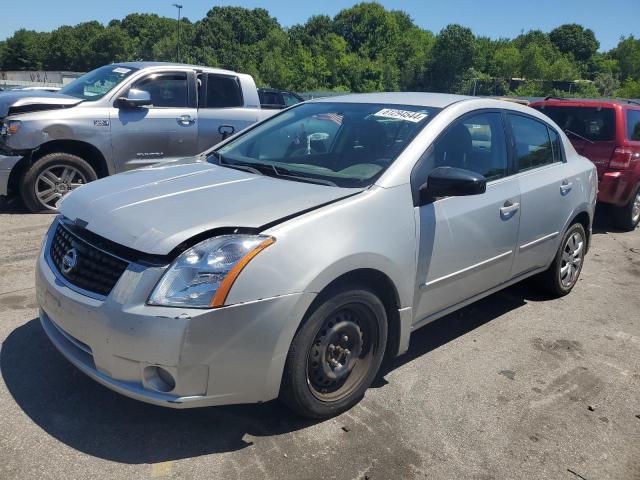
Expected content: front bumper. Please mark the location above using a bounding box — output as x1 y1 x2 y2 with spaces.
0 154 22 196
36 232 315 408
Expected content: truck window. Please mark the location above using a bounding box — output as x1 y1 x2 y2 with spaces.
627 110 640 141
205 75 243 108
282 92 302 107
133 72 188 108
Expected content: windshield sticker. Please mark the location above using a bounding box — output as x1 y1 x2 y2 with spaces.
373 108 428 123
112 67 131 74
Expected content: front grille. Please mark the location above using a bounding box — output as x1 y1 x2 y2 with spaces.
49 223 129 296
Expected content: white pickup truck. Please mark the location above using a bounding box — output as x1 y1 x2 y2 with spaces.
0 62 282 212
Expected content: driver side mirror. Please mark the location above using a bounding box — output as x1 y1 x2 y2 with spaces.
116 89 152 108
419 167 486 206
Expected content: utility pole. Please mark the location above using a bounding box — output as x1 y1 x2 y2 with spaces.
172 3 183 63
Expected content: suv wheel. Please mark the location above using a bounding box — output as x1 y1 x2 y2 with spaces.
538 223 587 297
20 152 97 213
612 185 640 231
280 287 387 419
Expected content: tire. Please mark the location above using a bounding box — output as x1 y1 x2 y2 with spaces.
20 152 97 213
537 223 587 297
280 287 388 419
612 185 640 232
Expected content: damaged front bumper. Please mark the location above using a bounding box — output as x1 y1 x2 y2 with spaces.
35 224 316 408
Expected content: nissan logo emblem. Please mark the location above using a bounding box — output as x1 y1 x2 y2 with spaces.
61 247 78 275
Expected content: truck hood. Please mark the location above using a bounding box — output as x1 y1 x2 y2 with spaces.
60 160 361 255
0 91 83 118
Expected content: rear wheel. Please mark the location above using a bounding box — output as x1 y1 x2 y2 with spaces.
20 152 97 213
538 223 586 297
280 287 387 419
612 185 640 231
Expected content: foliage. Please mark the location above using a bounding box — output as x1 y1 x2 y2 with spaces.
1 3 639 98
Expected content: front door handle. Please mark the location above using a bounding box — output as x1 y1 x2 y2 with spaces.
500 200 520 218
560 180 573 195
177 115 195 126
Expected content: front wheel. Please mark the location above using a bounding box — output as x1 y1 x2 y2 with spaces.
612 185 640 231
538 223 587 297
20 152 97 213
280 287 387 419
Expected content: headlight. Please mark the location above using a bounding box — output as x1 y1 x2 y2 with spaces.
148 234 275 308
1 120 21 136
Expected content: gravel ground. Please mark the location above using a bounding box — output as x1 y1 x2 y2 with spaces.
0 198 638 480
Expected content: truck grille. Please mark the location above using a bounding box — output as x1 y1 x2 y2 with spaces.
49 223 129 297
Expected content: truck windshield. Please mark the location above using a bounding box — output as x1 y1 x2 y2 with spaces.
212 102 440 188
59 65 138 101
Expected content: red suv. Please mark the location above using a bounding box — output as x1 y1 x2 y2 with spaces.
530 98 640 230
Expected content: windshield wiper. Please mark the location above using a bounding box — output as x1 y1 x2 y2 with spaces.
564 129 594 144
270 165 338 187
210 152 263 176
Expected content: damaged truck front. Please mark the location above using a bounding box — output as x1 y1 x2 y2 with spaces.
0 62 277 212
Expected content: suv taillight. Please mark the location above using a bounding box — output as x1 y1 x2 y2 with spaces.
609 147 640 170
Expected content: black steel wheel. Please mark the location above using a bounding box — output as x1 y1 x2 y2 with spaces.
280 287 387 419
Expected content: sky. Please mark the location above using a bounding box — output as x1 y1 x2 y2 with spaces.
2 0 638 51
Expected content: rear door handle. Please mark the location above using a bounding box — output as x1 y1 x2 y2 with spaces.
500 200 520 218
560 180 573 195
177 115 195 126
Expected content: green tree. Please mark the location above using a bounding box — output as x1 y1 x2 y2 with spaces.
428 24 476 92
549 24 599 62
2 29 50 70
490 45 522 78
594 72 620 97
88 26 133 67
611 36 640 81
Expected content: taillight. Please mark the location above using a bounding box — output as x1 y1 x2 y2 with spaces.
609 147 640 170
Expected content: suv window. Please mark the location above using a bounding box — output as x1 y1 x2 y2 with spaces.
509 114 556 171
627 109 640 141
133 72 188 108
429 112 508 181
532 105 615 142
205 74 243 108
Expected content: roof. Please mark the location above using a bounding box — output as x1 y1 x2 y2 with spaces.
530 97 640 109
113 61 238 76
311 92 474 109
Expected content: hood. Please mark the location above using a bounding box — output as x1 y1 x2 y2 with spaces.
0 91 83 118
60 161 361 255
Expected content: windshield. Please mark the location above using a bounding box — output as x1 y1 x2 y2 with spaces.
59 65 138 100
212 102 440 188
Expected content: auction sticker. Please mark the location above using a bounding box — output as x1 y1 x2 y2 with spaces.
374 108 428 123
113 67 131 74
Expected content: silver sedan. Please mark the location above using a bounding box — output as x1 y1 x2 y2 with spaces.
36 93 597 418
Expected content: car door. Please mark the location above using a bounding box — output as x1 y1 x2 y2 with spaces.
507 113 576 276
413 110 521 321
110 70 198 171
196 73 261 152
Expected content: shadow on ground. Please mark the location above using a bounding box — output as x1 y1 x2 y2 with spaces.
1 282 545 464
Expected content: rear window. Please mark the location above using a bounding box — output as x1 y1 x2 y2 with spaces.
533 105 615 142
627 109 640 141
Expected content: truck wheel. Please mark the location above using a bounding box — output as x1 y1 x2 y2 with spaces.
612 185 640 231
20 153 97 213
280 287 387 419
537 223 586 297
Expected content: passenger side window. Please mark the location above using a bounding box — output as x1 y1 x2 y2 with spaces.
430 112 508 181
205 74 243 108
508 114 555 171
133 72 188 108
627 110 640 141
